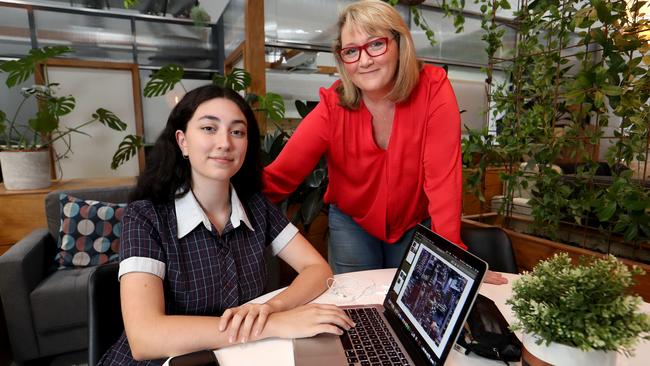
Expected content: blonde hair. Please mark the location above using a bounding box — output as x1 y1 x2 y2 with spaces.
333 0 421 109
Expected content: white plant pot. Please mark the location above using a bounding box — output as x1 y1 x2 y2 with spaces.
522 333 616 366
0 150 52 190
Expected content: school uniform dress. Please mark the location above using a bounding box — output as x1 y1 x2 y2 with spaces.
98 187 298 366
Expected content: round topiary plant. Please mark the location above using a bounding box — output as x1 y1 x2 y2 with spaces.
506 253 650 356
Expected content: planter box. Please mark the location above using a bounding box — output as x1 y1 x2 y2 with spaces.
462 213 650 302
462 167 505 215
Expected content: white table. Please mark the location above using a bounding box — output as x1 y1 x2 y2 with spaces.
165 269 650 365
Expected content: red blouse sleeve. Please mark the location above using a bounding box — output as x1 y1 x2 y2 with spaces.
262 87 332 203
422 72 465 248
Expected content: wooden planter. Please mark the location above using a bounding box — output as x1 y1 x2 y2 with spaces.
462 213 650 302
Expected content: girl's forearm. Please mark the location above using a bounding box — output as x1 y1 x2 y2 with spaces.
265 262 332 312
127 315 230 360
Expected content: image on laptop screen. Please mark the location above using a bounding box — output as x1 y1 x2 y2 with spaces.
397 244 473 355
384 229 482 364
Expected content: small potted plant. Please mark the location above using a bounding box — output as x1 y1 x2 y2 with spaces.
506 253 650 365
0 46 135 190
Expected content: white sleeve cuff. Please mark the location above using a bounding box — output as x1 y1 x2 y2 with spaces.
118 256 166 280
270 223 299 255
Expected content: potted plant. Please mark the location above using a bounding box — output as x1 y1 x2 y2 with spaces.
506 252 650 365
0 46 135 190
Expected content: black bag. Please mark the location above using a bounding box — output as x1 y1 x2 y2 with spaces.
455 294 522 364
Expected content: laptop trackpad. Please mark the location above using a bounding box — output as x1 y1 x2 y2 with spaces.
293 333 346 366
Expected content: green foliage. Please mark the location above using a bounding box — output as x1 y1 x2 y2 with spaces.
255 93 286 122
213 68 251 92
190 6 211 28
0 47 130 170
507 253 650 354
463 0 650 254
386 0 469 46
111 134 144 170
143 64 184 97
123 0 138 9
259 99 325 228
94 108 127 131
0 46 71 87
123 1 211 28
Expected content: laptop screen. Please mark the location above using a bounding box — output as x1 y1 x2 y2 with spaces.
383 225 486 365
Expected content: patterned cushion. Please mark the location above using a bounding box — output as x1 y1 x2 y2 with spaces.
55 194 126 269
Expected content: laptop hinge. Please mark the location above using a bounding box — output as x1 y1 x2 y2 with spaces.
383 308 433 365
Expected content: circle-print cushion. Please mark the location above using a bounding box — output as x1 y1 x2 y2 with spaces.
55 194 127 269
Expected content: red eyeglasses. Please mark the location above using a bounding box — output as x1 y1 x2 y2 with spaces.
338 37 391 64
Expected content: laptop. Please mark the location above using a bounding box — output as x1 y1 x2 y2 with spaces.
293 224 488 366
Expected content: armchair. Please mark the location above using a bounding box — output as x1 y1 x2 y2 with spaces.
0 185 132 364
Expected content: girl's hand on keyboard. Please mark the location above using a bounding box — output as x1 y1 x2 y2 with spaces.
265 303 355 339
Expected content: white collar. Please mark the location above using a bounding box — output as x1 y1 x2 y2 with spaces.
174 185 254 239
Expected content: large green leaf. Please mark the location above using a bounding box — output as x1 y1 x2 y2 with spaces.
256 92 285 122
597 201 617 222
47 95 75 117
93 108 127 131
295 100 316 118
144 64 184 97
111 134 143 169
0 46 71 88
624 225 639 243
213 68 251 92
28 110 58 134
267 130 288 158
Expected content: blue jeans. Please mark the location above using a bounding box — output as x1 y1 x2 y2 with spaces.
327 204 430 274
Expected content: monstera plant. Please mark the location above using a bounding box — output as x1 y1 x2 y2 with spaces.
0 46 139 189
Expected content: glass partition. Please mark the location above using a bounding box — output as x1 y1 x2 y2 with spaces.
34 9 134 62
222 0 245 59
134 20 214 68
0 6 32 57
0 1 222 71
413 8 516 67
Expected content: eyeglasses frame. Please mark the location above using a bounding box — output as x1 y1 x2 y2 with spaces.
338 36 392 64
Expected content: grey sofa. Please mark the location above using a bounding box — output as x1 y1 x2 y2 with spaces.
0 185 133 364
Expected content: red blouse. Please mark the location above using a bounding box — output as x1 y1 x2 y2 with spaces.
263 65 465 248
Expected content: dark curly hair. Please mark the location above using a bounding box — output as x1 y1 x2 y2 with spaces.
130 84 262 204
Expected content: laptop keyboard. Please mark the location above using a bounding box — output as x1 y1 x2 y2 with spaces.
341 307 411 366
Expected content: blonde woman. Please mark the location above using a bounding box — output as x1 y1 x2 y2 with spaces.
263 1 506 284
